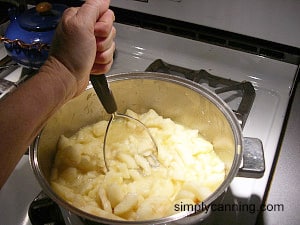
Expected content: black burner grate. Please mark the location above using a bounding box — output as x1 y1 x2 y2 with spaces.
145 59 255 128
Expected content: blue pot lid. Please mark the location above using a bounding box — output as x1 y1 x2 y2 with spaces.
17 3 67 31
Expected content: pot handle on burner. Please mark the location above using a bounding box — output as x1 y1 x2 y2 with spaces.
237 137 265 178
28 191 66 225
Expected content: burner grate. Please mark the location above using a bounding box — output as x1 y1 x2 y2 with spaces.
145 59 255 128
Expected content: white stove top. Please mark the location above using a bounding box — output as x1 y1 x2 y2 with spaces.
0 23 297 225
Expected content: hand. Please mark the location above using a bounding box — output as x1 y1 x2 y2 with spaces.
0 0 116 189
48 0 116 95
92 7 116 74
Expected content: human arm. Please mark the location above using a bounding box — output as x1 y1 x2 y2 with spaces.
0 0 115 189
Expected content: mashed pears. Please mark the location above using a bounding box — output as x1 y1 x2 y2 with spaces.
50 109 225 221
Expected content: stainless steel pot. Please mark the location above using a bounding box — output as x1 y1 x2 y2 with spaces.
29 72 264 224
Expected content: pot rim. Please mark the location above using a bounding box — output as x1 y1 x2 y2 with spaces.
29 72 243 224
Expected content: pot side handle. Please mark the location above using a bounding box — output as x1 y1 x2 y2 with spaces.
237 137 265 178
28 191 66 225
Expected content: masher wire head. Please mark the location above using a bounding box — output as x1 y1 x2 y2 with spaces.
102 112 159 173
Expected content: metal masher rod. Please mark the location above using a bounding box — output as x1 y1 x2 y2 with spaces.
90 74 117 171
90 74 159 172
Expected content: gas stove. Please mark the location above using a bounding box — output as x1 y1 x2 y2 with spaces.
0 1 299 225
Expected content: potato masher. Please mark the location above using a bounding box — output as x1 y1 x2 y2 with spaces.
90 75 159 172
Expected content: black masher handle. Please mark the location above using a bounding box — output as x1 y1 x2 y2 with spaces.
90 74 117 114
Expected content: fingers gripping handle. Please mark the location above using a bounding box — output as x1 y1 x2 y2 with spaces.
90 75 117 114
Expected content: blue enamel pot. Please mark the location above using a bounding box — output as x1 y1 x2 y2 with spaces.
2 2 67 69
